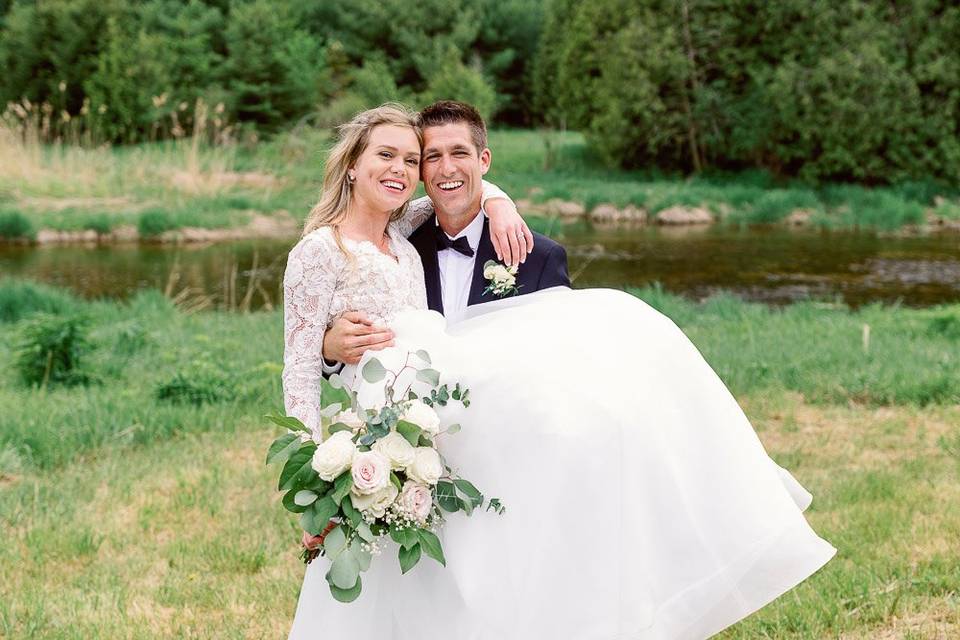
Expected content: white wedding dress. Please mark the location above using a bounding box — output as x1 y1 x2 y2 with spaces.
283 222 835 640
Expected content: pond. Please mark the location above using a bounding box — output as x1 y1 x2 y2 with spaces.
2 225 959 310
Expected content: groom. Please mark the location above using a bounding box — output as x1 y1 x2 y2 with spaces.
321 100 570 367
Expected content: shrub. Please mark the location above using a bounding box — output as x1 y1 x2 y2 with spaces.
137 209 178 238
14 314 93 387
154 360 233 405
82 213 113 235
0 211 34 240
0 280 80 323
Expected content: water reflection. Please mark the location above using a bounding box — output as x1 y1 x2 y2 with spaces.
2 226 959 309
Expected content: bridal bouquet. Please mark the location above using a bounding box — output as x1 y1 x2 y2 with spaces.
265 350 503 603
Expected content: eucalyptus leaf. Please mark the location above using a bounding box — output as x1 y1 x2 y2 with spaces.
389 526 419 550
321 376 351 409
398 542 422 574
320 403 343 418
329 576 362 603
362 358 387 383
350 543 373 571
283 489 309 513
417 529 446 566
323 525 348 557
300 508 318 534
312 496 339 531
327 550 360 589
328 421 352 435
445 423 461 435
414 349 431 365
458 496 475 516
453 479 483 506
341 495 362 528
265 413 309 433
416 368 441 386
390 471 403 491
357 522 375 542
294 490 318 507
265 432 300 465
395 420 422 447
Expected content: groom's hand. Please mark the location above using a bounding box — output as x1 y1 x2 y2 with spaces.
322 312 394 365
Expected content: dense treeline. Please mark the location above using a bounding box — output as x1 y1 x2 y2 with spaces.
536 0 960 182
0 0 541 140
2 0 959 183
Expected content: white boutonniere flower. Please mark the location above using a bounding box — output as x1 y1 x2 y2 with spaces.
482 260 521 297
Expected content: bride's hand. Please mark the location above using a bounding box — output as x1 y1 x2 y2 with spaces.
485 197 534 267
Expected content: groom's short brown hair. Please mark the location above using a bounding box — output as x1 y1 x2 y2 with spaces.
417 100 487 153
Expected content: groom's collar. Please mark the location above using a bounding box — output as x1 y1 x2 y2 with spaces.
435 209 485 253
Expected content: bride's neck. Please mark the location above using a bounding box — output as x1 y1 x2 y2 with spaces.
341 202 391 241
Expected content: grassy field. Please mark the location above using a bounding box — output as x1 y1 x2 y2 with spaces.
2 280 960 638
3 122 960 241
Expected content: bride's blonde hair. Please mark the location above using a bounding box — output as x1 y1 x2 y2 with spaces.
302 104 422 254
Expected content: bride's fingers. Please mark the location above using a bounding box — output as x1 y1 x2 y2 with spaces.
505 227 521 267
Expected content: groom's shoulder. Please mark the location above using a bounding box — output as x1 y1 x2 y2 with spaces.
529 231 567 264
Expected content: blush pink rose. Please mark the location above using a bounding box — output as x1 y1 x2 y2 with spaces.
351 450 390 495
400 481 433 521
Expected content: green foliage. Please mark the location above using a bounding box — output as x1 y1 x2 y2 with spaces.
154 359 233 405
137 209 178 237
14 313 93 387
421 59 497 122
538 0 960 182
0 210 34 240
0 279 79 323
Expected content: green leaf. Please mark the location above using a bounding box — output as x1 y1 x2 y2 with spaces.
332 471 354 505
283 489 309 514
390 526 419 550
435 481 459 512
265 432 301 465
341 495 362 528
265 413 309 433
294 490 318 507
319 402 343 418
351 543 373 571
312 496 339 532
321 376 351 409
452 386 461 401
303 476 332 493
329 576 362 603
445 423 461 435
418 434 434 448
454 479 483 506
398 542 422 574
327 549 360 589
415 349 432 364
278 444 317 491
395 420 422 447
417 529 446 566
390 471 403 491
328 421 352 435
323 525 348 557
356 522 374 542
458 496 475 516
300 508 318 534
416 368 441 386
362 358 387 383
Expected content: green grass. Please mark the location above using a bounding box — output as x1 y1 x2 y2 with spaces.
2 281 959 637
3 126 958 239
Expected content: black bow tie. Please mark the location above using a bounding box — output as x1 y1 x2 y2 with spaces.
435 226 475 257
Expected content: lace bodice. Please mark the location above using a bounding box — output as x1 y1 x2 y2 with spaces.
281 208 431 430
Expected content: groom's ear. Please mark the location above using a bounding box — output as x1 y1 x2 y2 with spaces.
479 148 492 175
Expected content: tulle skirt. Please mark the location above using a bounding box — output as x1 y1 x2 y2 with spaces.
288 288 835 640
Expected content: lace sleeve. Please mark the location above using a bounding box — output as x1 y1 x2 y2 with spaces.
281 231 339 432
393 180 513 237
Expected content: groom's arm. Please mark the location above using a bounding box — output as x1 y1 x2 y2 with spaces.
321 312 395 368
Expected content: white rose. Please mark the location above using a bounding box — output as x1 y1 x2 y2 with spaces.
372 431 416 471
483 263 497 279
351 483 398 518
333 409 365 433
399 481 433 521
406 447 443 485
402 400 441 435
311 430 355 481
351 450 391 495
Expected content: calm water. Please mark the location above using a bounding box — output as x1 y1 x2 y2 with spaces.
2 226 960 309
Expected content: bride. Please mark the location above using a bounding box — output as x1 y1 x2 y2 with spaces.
282 104 835 640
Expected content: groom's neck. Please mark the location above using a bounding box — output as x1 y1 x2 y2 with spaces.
436 206 481 238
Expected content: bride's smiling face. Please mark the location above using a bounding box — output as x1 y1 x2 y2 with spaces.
349 124 421 214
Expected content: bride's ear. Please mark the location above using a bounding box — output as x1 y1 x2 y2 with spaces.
347 169 357 183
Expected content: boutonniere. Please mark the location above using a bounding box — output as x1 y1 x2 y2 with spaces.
482 260 521 297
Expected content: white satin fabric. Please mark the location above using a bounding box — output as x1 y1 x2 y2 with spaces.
288 288 835 640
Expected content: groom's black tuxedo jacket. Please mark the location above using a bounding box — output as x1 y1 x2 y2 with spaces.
408 214 571 315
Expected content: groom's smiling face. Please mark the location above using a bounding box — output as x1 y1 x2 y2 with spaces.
421 122 491 222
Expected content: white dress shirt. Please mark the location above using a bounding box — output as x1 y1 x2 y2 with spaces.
438 208 485 323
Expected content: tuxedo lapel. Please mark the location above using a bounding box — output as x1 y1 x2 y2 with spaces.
467 218 497 306
411 215 444 314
